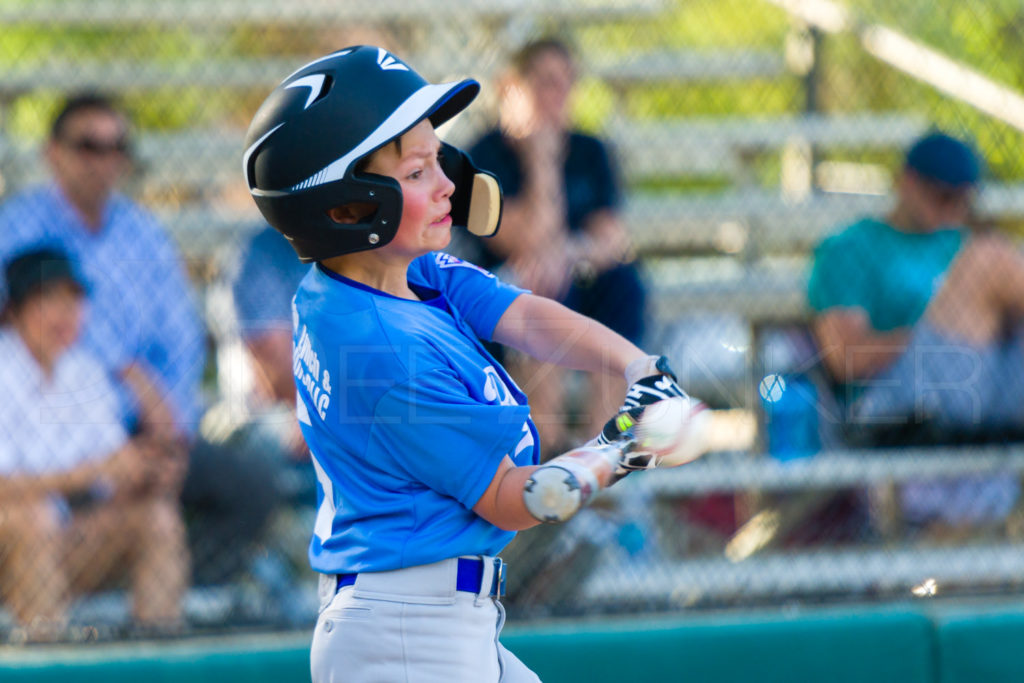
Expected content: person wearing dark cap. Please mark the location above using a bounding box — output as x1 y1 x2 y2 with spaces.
0 92 283 593
0 247 187 641
808 130 1024 532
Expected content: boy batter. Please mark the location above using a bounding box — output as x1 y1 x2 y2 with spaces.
244 46 691 682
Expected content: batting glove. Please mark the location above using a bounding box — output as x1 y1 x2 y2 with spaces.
591 406 655 480
612 442 656 480
594 355 688 446
621 355 688 410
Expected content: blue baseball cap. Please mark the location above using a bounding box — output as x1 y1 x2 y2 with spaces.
905 131 981 187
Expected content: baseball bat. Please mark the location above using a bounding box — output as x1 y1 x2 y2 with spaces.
524 397 716 523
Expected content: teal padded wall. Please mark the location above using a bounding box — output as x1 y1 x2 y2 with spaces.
24 604 1024 683
938 610 1024 683
0 634 311 683
503 608 937 683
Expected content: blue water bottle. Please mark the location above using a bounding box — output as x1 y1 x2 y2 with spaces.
761 373 821 461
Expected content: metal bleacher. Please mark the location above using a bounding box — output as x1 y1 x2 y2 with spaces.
584 444 1024 610
611 110 926 182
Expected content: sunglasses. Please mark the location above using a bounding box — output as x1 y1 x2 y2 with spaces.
61 136 131 157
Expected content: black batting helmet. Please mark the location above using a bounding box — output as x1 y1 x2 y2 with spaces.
243 45 502 262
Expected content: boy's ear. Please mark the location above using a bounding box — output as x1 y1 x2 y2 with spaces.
328 202 376 225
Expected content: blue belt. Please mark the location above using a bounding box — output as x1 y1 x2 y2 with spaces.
336 557 506 597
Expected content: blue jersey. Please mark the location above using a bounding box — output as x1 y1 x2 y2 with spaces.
293 252 539 574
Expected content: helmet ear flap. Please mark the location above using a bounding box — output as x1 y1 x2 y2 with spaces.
440 142 503 238
252 173 403 262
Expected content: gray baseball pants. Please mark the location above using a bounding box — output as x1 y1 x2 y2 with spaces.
310 557 542 682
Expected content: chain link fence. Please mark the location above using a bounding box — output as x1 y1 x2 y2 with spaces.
1 0 1024 643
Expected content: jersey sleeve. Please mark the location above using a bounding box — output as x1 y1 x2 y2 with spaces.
366 367 532 508
415 253 525 341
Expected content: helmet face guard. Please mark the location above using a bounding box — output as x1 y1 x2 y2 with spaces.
244 46 501 262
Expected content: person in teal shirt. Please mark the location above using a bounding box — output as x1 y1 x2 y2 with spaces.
809 217 962 335
808 131 1024 528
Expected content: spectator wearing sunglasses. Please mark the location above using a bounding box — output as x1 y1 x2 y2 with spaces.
808 130 1024 532
0 93 280 593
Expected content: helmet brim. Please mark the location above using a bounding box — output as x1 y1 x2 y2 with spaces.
426 78 480 129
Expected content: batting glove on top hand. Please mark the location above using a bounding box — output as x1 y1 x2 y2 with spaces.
621 355 688 410
595 355 689 448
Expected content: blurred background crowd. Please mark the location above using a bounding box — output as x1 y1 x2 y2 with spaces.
2 0 1024 646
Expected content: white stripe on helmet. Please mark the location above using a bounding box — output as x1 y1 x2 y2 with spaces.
287 81 464 192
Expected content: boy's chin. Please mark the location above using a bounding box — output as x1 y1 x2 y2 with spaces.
431 228 453 250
